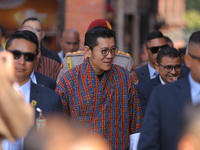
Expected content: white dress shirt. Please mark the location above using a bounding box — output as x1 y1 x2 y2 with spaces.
148 62 158 79
188 72 200 105
30 71 37 84
159 75 166 85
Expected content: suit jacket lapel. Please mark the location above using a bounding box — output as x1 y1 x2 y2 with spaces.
152 75 161 86
175 76 192 110
141 64 150 81
34 72 45 87
30 81 42 118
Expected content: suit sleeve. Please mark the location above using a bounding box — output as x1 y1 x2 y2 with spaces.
136 85 147 118
55 75 70 116
55 94 64 114
50 79 57 91
138 86 161 150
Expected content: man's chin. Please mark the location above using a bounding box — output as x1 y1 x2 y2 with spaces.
168 76 178 82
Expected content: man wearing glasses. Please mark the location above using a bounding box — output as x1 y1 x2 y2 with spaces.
138 31 200 150
56 22 142 150
57 19 137 84
136 31 168 84
136 47 182 117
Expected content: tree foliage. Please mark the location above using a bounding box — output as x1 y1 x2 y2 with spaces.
185 0 200 30
186 0 200 11
185 10 200 30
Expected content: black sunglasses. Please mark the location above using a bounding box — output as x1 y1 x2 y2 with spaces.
8 50 37 62
146 44 169 54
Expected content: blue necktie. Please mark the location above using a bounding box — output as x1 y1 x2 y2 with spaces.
153 71 159 77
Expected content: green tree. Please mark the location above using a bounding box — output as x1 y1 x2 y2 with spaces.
185 10 200 30
186 0 200 11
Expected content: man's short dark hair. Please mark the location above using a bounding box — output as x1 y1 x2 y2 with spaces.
145 31 164 43
84 26 116 50
0 25 5 37
5 30 39 55
21 17 42 27
179 47 186 54
157 47 180 64
163 36 172 43
189 31 200 44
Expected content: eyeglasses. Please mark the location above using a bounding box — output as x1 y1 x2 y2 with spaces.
94 47 118 56
188 53 200 61
8 50 37 62
146 44 169 54
159 64 182 72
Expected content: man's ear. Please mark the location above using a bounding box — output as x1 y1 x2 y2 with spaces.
184 53 191 69
155 63 160 74
36 49 41 62
144 47 148 57
84 46 92 58
41 30 45 40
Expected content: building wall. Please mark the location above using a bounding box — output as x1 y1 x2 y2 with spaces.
158 0 186 48
65 0 106 49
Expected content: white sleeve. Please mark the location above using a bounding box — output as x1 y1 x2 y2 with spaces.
129 133 141 150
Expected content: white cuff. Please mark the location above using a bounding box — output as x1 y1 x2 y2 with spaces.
129 132 141 150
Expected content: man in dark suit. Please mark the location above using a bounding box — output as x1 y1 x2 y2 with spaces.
2 29 63 150
32 71 56 90
137 47 182 117
138 31 200 150
136 31 168 84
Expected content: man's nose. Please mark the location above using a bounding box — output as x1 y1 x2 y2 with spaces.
170 67 176 74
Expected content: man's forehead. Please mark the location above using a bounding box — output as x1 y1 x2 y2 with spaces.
161 56 181 64
96 37 115 46
9 38 35 48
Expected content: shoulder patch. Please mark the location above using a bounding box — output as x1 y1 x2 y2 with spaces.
77 50 84 54
117 50 121 54
66 51 84 57
60 63 63 69
116 50 131 58
133 72 138 83
132 65 136 71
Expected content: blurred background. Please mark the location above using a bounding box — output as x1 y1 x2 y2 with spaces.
0 0 199 66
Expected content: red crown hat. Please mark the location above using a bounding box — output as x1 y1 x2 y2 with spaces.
87 19 112 32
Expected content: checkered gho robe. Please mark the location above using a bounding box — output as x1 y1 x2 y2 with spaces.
56 57 142 150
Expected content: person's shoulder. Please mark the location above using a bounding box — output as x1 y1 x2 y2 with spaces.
115 50 132 59
114 50 135 71
136 64 148 73
155 76 186 93
35 72 56 82
33 82 60 99
65 50 85 57
137 77 152 89
111 64 130 77
41 46 61 64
